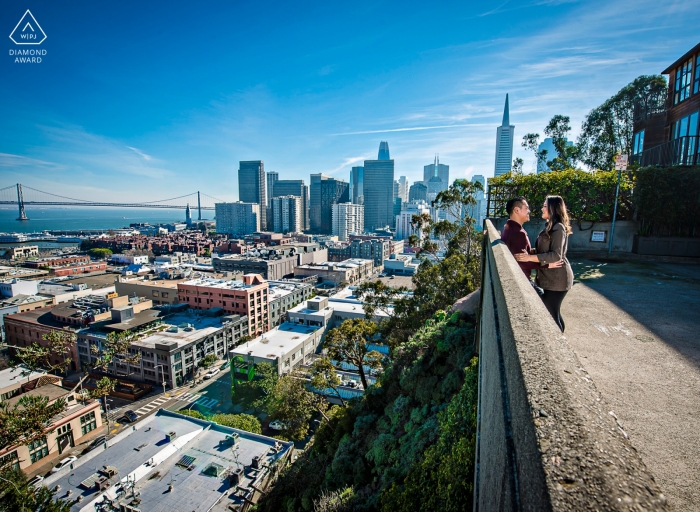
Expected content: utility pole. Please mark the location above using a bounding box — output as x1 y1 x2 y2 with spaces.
16 184 28 221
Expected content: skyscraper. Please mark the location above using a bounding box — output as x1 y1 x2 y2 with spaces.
185 203 192 226
350 166 364 204
238 161 266 228
494 94 515 177
273 179 309 231
398 176 408 202
332 203 364 241
266 171 278 203
378 141 390 160
393 180 399 200
423 155 449 188
215 202 260 236
271 195 302 233
469 175 487 229
364 142 395 232
408 182 428 202
310 174 330 233
320 178 349 234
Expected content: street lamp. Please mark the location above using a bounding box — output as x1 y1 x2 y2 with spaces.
154 364 167 396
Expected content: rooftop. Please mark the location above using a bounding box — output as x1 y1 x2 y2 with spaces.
231 322 319 360
296 258 373 270
6 383 68 406
180 276 265 290
42 410 292 512
0 366 46 391
130 311 242 350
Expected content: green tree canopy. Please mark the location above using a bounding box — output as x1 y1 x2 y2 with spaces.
577 75 667 170
324 319 382 390
210 413 262 434
88 248 113 259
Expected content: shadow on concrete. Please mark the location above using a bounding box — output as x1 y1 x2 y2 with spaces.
570 258 700 371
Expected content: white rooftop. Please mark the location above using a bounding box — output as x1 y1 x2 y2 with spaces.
42 410 293 512
131 311 236 349
180 277 262 290
231 323 319 360
0 366 46 391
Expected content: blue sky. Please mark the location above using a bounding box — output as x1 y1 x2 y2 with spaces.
1 0 698 203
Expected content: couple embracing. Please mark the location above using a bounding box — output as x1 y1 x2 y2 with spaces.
501 195 573 333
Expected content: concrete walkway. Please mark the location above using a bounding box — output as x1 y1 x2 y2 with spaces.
562 258 700 511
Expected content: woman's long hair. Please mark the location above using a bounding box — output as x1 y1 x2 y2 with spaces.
545 195 573 236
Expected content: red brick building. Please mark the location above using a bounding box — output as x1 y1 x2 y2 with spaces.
25 255 90 269
178 274 269 336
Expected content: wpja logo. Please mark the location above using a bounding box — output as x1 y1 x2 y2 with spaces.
8 10 47 63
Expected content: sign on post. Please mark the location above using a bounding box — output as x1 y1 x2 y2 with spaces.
614 154 628 171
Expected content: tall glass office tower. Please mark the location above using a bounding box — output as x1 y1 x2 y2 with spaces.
350 166 364 205
239 161 266 229
363 142 394 232
494 94 515 177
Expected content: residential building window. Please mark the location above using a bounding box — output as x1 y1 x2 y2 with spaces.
80 410 97 436
632 130 645 155
674 58 693 104
695 55 700 95
0 451 19 471
28 437 49 464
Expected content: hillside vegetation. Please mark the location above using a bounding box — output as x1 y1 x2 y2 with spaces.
257 310 478 512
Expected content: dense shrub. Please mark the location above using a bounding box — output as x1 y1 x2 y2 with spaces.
634 165 700 237
210 413 262 434
488 169 633 223
177 408 207 420
257 311 478 512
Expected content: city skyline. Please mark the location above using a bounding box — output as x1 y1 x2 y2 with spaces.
1 1 699 203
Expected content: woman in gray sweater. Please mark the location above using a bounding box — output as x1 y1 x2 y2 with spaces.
515 195 574 332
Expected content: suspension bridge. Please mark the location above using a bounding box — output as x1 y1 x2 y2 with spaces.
0 184 225 221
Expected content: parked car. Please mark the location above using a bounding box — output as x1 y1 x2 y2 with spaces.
204 368 220 380
50 456 77 474
389 275 395 279
87 436 107 451
27 475 44 487
122 410 138 423
268 420 287 431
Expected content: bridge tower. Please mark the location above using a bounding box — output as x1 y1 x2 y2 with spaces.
16 184 29 221
197 191 202 221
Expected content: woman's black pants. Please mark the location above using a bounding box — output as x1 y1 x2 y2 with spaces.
541 290 568 332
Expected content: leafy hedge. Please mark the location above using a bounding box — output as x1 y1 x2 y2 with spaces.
176 409 262 434
257 311 478 512
488 169 633 223
634 165 700 237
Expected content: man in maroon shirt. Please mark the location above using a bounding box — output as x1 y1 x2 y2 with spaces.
501 197 561 282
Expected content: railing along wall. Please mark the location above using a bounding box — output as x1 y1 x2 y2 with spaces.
473 220 668 511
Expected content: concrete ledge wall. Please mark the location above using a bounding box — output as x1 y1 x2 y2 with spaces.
474 220 668 511
489 218 637 253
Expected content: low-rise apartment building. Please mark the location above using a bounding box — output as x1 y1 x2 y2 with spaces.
178 274 269 336
25 255 90 269
77 310 249 387
212 253 296 280
115 276 181 305
267 280 314 328
287 295 391 338
293 258 375 285
0 378 102 474
230 321 323 375
0 278 38 298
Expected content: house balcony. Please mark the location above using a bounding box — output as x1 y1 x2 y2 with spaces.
631 135 700 167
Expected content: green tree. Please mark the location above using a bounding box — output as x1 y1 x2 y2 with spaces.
511 157 524 174
11 330 76 380
177 408 207 420
79 239 94 251
324 319 383 390
0 468 72 512
198 354 218 368
310 357 345 407
88 248 113 259
544 114 579 171
577 74 667 170
89 376 116 412
210 413 262 434
0 395 67 451
266 372 328 440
